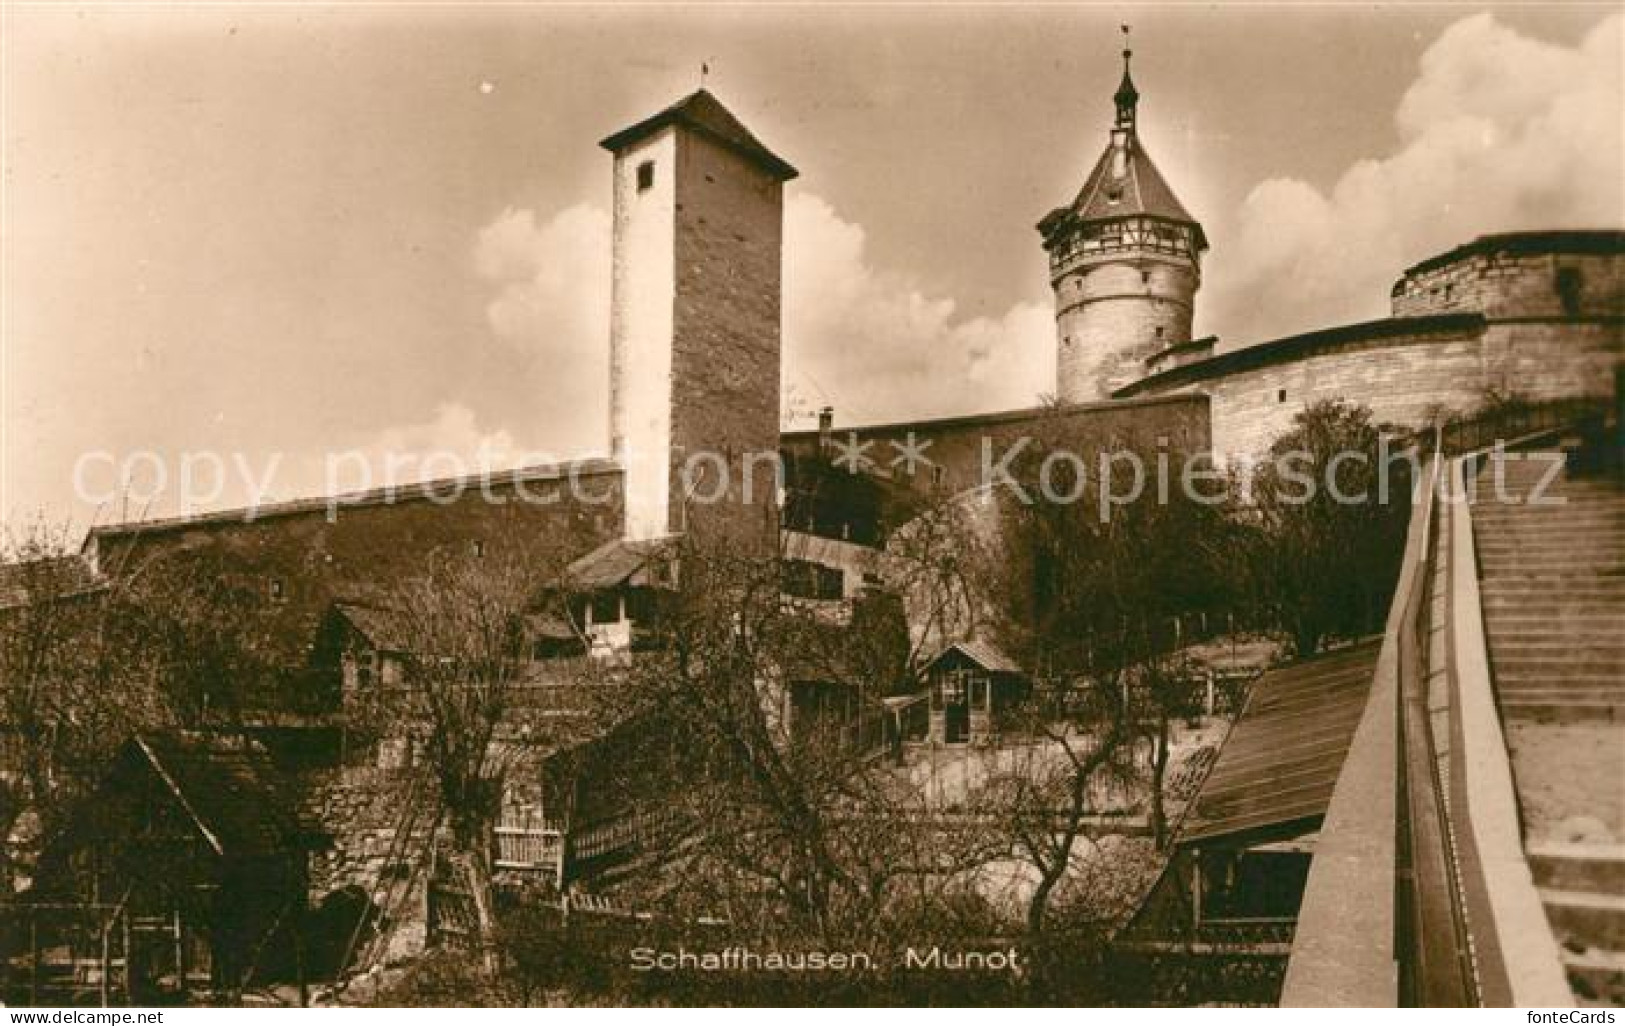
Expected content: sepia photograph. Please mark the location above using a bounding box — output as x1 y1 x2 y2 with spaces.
0 0 1620 1012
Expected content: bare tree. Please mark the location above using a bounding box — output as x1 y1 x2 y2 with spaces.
108 549 287 726
972 678 1141 941
963 414 1239 954
1 523 97 893
0 519 305 899
368 543 553 968
566 529 995 951
1248 399 1413 657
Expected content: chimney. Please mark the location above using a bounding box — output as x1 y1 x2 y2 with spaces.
817 407 834 455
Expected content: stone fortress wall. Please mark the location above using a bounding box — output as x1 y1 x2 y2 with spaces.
85 465 625 667
1119 231 1624 459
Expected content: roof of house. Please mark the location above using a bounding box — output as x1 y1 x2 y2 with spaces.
928 638 1024 675
1176 639 1381 846
331 601 417 654
83 457 621 545
0 554 106 610
563 536 677 591
331 596 579 652
132 733 306 858
599 88 798 181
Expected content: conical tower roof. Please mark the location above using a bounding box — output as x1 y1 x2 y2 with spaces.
600 88 798 181
1065 134 1200 229
1038 48 1206 250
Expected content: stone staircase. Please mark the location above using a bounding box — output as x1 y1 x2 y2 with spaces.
1470 446 1625 1004
1473 452 1625 719
1528 844 1625 1003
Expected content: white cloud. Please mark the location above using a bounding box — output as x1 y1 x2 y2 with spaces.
459 192 1054 446
299 402 529 498
783 193 1053 426
475 202 612 365
408 13 1620 450
1205 12 1624 347
470 202 613 456
364 402 520 470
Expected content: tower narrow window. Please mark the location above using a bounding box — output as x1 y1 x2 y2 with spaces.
1276 389 1288 404
636 160 655 192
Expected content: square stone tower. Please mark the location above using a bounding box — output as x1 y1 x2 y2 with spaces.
600 90 797 547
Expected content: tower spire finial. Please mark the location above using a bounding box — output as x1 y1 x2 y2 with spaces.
1114 24 1139 130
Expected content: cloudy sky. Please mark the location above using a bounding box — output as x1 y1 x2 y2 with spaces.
3 3 1620 531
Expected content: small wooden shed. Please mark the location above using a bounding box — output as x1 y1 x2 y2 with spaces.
26 733 310 1003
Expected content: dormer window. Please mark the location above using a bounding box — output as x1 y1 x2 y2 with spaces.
268 578 286 602
636 160 655 192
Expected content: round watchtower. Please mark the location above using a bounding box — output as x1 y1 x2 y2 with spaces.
1038 42 1207 403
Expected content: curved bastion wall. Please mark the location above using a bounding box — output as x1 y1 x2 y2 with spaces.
1118 231 1624 459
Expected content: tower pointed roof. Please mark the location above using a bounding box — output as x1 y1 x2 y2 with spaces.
1113 41 1140 128
1037 44 1205 250
600 88 798 181
1113 67 1139 123
1065 134 1200 229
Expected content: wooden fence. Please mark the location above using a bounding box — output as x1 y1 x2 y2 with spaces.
0 899 132 1007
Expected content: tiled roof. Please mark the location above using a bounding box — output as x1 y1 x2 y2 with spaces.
563 536 676 591
0 555 106 610
1067 134 1199 228
929 639 1024 675
332 601 417 654
133 733 306 857
84 457 621 543
1177 639 1381 845
600 89 798 181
